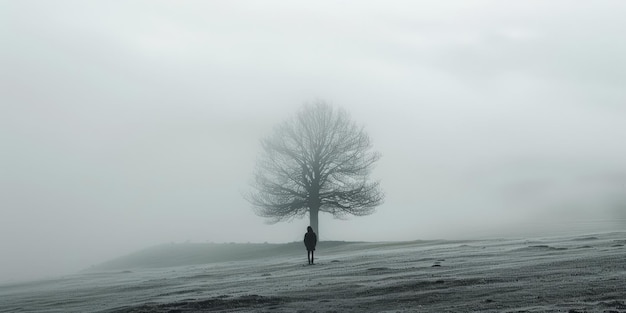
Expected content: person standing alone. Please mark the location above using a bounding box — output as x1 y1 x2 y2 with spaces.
304 226 317 265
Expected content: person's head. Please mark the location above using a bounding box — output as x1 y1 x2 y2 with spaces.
307 226 313 233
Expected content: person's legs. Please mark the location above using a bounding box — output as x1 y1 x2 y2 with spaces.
311 250 314 264
307 250 311 264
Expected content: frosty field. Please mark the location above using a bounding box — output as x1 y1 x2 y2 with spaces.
1 232 624 313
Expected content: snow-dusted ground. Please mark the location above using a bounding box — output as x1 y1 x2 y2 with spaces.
1 232 624 313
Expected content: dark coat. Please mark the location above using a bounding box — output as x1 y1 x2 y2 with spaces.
304 231 317 251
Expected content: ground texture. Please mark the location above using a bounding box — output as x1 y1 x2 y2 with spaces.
1 233 624 312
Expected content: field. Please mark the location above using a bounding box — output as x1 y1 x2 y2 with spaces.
1 232 624 312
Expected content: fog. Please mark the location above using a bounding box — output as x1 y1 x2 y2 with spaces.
1 0 625 283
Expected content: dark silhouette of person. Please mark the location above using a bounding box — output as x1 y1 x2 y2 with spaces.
304 226 317 265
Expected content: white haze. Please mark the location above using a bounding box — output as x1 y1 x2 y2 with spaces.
1 0 625 283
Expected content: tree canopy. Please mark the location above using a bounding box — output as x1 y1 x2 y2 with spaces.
247 102 384 237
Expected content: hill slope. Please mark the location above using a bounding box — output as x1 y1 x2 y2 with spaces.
88 241 371 271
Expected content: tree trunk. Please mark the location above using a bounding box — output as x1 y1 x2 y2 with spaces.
309 207 319 241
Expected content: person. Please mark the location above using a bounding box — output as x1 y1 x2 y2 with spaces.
303 226 317 265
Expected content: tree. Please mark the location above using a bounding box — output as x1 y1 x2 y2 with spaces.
246 101 384 239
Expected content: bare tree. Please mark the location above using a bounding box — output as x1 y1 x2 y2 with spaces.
246 101 384 238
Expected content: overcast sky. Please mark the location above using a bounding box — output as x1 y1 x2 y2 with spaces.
2 0 626 283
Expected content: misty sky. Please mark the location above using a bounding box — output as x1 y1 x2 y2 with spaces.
2 1 626 283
